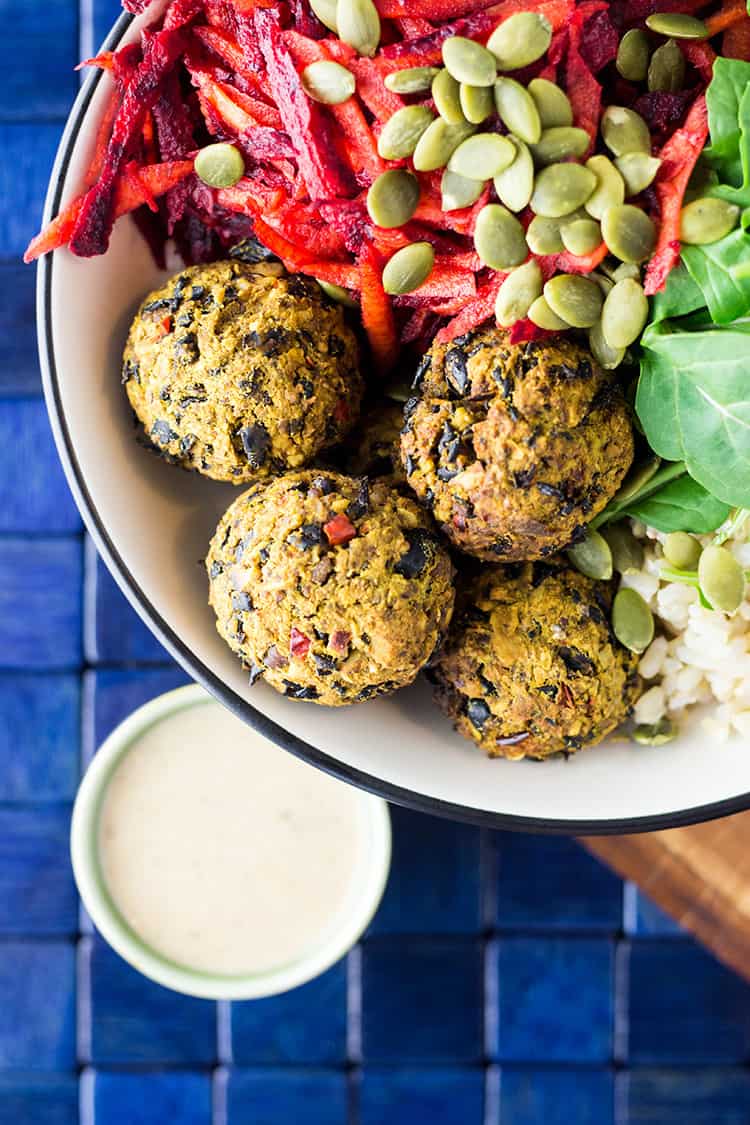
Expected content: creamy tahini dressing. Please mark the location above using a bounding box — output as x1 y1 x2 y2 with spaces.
98 701 364 976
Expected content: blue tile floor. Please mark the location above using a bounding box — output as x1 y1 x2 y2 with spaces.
4 2 750 1122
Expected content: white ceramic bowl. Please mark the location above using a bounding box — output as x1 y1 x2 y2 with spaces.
38 4 750 833
71 684 391 999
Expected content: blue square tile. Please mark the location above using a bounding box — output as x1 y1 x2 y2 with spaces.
494 938 613 1063
0 1 78 121
231 959 347 1065
361 938 483 1063
89 667 190 756
88 939 217 1065
225 1069 348 1125
619 1068 750 1125
369 807 481 935
94 0 127 50
88 553 170 664
0 940 76 1069
499 1068 614 1125
0 673 79 800
360 1068 484 1125
0 264 41 395
623 884 685 937
0 400 80 532
494 834 622 932
0 807 77 934
620 940 750 1064
0 125 62 259
0 1075 78 1125
0 538 82 669
92 1072 212 1125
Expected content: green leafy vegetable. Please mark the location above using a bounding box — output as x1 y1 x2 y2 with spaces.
681 227 750 323
704 59 750 188
620 473 731 533
650 261 705 323
637 317 750 508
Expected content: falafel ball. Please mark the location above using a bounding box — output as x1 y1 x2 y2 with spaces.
207 469 455 705
401 329 633 561
431 559 641 760
123 261 363 483
343 400 407 486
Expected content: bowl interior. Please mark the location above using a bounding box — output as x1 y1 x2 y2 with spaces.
39 6 750 832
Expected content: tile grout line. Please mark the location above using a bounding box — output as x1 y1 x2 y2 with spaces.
484 935 499 1066
484 1062 501 1125
79 1066 95 1125
212 1065 229 1125
76 936 93 1067
346 945 363 1065
216 1001 233 1066
82 536 99 668
79 0 95 66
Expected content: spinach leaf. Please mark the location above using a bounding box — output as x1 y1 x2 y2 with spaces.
621 474 731 533
637 318 750 508
704 58 750 186
681 227 750 323
650 262 706 323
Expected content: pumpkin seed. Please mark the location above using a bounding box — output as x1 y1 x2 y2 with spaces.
680 197 740 245
612 587 655 653
615 152 662 196
645 12 709 38
474 203 528 269
592 271 614 296
611 260 641 282
494 78 542 144
601 106 651 157
412 117 474 171
698 545 745 613
384 66 439 94
528 294 569 329
616 28 650 82
613 456 661 505
663 531 702 571
493 136 534 212
544 273 603 327
310 0 338 33
460 82 494 124
600 277 648 348
337 0 381 56
448 132 516 179
588 318 625 369
530 163 597 217
602 524 644 574
441 168 486 210
584 155 626 220
495 259 543 326
633 718 677 746
194 143 245 188
530 126 590 165
302 60 356 104
527 214 565 254
442 36 497 86
561 217 602 256
382 242 435 295
317 278 358 307
527 77 572 127
647 38 685 93
486 11 552 70
378 105 435 159
366 169 421 228
567 529 613 580
432 67 465 124
601 204 656 263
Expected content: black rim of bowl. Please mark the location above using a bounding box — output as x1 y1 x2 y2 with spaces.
37 9 750 836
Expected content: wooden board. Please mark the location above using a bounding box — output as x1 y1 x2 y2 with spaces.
581 813 750 979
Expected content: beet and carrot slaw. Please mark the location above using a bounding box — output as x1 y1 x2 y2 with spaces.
25 0 749 369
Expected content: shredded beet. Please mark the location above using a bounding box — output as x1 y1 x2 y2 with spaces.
578 9 619 72
27 0 726 364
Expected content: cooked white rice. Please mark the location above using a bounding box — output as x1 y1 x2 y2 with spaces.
623 519 750 742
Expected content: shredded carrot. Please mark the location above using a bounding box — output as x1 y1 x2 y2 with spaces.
358 244 399 372
705 1 746 37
